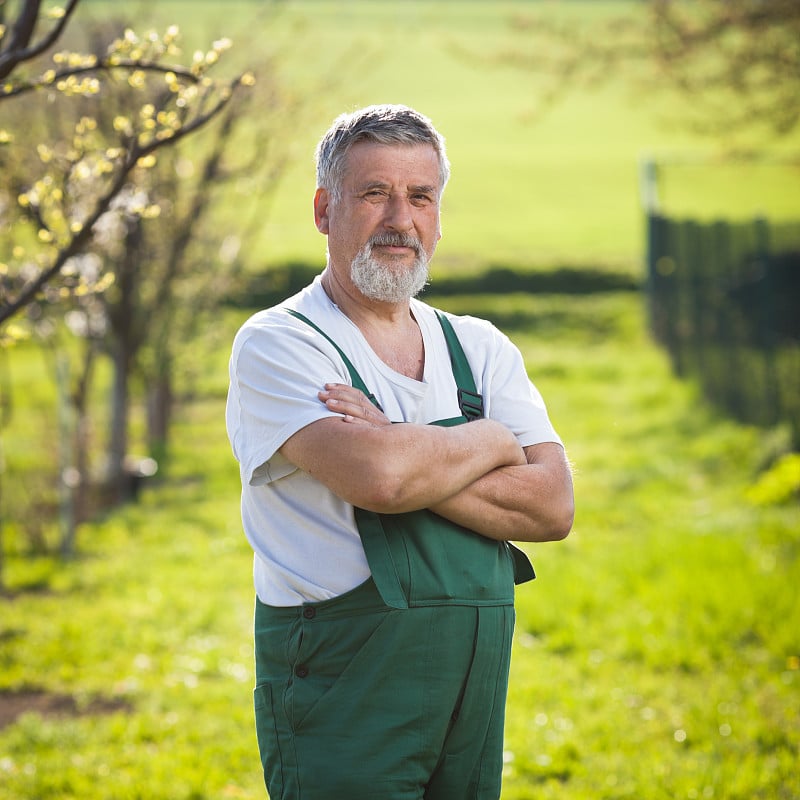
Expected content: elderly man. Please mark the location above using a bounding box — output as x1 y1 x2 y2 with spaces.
226 104 573 800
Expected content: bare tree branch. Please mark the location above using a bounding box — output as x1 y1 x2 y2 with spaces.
0 0 81 80
1 56 205 100
0 74 245 325
486 0 800 141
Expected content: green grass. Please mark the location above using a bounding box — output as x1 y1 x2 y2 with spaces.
1 293 798 799
78 1 800 274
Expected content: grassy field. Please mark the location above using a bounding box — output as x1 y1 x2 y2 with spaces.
1 292 798 799
91 0 800 274
2 1 799 798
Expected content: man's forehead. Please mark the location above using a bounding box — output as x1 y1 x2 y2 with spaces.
344 141 439 181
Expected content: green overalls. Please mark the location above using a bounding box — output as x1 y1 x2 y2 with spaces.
254 310 535 800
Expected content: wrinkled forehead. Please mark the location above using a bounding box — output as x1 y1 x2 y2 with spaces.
341 141 443 189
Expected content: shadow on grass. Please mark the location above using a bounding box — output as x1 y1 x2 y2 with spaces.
428 265 641 296
0 581 54 600
226 262 641 313
0 688 132 731
439 301 631 337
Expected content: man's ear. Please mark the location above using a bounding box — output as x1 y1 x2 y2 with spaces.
314 188 330 234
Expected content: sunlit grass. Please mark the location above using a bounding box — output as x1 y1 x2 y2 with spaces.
79 0 800 273
2 293 798 799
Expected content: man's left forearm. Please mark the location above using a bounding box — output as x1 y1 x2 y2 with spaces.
429 443 574 542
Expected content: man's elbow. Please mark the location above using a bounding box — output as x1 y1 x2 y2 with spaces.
352 466 417 514
548 466 575 540
548 502 574 541
534 496 575 542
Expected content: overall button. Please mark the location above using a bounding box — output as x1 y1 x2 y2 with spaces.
303 606 316 620
295 664 309 679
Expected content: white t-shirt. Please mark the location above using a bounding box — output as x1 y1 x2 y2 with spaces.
226 276 562 606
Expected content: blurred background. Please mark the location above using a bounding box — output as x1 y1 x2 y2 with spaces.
1 2 798 798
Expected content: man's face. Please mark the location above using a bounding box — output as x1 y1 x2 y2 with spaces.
314 141 442 303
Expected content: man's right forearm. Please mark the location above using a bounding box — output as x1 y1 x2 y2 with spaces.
279 415 526 514
371 417 527 512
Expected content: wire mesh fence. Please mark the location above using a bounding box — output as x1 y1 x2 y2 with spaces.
645 214 800 446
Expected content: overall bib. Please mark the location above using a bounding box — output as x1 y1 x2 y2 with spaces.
253 309 535 800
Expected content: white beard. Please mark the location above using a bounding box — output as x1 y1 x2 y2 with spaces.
350 234 430 303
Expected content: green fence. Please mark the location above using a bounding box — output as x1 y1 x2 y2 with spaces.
646 215 800 445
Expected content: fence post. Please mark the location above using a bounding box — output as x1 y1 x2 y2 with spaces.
753 218 781 427
640 157 669 351
639 156 660 216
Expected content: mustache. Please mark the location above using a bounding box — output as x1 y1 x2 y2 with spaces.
367 231 423 255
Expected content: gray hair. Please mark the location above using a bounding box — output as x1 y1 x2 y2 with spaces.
315 104 450 200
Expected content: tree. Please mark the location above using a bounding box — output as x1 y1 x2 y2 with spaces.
0 0 253 326
495 0 800 143
0 0 255 578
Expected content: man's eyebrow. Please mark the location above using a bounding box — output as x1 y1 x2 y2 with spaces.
356 180 438 195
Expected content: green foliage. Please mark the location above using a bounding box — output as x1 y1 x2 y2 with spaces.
747 453 800 506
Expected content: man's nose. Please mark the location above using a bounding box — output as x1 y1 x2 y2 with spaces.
383 194 414 232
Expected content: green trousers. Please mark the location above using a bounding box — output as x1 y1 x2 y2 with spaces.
254 578 515 800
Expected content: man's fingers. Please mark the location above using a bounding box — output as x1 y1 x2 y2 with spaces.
318 384 390 425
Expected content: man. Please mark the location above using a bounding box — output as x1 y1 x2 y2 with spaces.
226 104 574 800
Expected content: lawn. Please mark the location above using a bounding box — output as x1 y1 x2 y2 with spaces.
1 291 798 799
76 0 800 274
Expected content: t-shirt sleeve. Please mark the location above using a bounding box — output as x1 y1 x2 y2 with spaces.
457 315 562 448
226 313 350 486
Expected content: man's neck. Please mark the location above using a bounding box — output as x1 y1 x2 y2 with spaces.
320 267 425 380
320 267 415 330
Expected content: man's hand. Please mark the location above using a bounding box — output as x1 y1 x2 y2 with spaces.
318 383 392 427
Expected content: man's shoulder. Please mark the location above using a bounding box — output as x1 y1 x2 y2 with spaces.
232 305 295 350
415 299 505 343
234 278 327 339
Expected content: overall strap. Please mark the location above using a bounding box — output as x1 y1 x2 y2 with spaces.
436 310 533 585
285 309 383 411
285 308 405 606
434 310 484 421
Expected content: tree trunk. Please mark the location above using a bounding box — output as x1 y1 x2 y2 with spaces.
106 218 143 503
147 366 172 467
107 339 130 503
55 351 77 558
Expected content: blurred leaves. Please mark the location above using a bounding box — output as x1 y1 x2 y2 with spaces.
747 453 800 506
